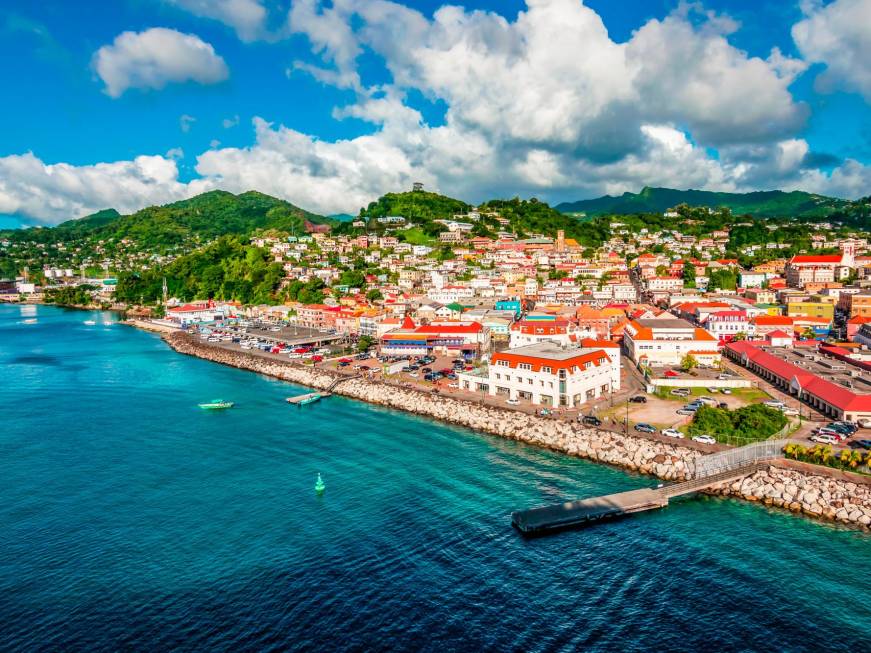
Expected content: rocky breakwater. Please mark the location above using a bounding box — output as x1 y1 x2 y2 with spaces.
165 333 871 529
714 463 871 528
165 333 699 481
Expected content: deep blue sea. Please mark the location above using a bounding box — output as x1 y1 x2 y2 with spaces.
1 304 869 652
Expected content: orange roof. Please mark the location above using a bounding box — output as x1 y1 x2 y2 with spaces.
492 349 611 373
752 315 793 326
580 338 620 349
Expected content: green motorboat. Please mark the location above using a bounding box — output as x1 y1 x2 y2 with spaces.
198 399 234 410
315 473 325 494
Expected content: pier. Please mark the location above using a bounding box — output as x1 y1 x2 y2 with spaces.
512 464 764 534
512 440 791 535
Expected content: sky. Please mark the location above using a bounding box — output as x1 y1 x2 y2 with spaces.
1 0 871 228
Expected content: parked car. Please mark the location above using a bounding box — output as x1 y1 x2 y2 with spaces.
581 415 602 427
811 433 840 445
676 409 696 416
634 423 657 433
857 418 871 428
718 402 729 409
706 387 719 393
780 407 799 416
697 396 717 405
721 389 732 394
662 429 685 438
764 400 785 409
717 374 731 380
850 439 871 450
506 398 520 406
670 388 691 397
692 435 717 445
629 395 648 403
832 421 858 433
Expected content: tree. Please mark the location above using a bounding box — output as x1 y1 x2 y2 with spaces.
357 335 374 352
366 288 383 302
681 353 698 371
682 261 697 288
801 326 816 341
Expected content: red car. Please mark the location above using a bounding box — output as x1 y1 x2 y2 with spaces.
664 370 681 378
311 355 323 362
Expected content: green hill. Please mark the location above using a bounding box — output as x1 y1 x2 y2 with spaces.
359 190 471 222
7 190 332 251
556 186 853 218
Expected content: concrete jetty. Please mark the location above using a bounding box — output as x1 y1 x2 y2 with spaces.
512 464 765 535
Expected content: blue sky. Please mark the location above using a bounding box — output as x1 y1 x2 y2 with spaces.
1 0 871 228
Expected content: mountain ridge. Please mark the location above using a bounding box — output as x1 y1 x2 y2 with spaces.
555 186 856 218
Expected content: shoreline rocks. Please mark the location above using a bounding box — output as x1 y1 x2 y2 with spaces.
164 332 871 530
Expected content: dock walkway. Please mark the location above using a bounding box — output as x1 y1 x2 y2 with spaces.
512 462 768 535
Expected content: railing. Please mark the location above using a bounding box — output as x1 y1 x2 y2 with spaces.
694 439 789 479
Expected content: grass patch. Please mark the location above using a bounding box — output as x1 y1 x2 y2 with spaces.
398 227 437 246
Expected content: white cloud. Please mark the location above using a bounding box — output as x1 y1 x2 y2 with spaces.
93 27 229 97
5 1 871 225
165 147 185 160
222 114 240 128
793 0 871 101
0 152 212 225
180 114 197 132
167 0 269 41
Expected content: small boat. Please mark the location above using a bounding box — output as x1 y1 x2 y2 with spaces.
198 399 234 410
315 473 325 494
83 320 96 326
103 320 113 326
22 318 37 324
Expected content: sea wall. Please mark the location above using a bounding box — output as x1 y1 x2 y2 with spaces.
164 332 871 529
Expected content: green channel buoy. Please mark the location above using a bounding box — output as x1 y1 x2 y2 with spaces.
315 473 325 494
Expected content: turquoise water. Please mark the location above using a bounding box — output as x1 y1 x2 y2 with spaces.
1 304 869 651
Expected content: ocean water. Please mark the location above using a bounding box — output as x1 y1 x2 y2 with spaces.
0 304 869 652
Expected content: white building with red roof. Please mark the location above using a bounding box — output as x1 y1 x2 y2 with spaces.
785 241 856 288
457 341 619 408
380 317 490 358
623 318 720 367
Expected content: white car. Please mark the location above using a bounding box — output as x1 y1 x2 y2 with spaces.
662 428 685 438
764 400 785 409
780 407 799 416
720 389 732 395
692 435 717 445
810 433 839 445
506 398 520 406
707 387 719 393
698 396 717 405
448 382 459 388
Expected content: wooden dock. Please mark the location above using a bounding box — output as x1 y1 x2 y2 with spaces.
511 464 764 535
285 392 330 404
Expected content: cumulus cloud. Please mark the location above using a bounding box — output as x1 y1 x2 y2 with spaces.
6 1 871 225
0 152 212 225
793 0 871 101
166 0 269 41
93 27 229 97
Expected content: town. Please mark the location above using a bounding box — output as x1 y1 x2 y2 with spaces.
4 187 871 472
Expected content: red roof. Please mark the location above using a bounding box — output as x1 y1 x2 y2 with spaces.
726 341 871 412
790 255 842 264
415 322 483 334
401 315 416 330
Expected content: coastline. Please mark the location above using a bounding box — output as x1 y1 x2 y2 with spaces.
162 329 871 530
